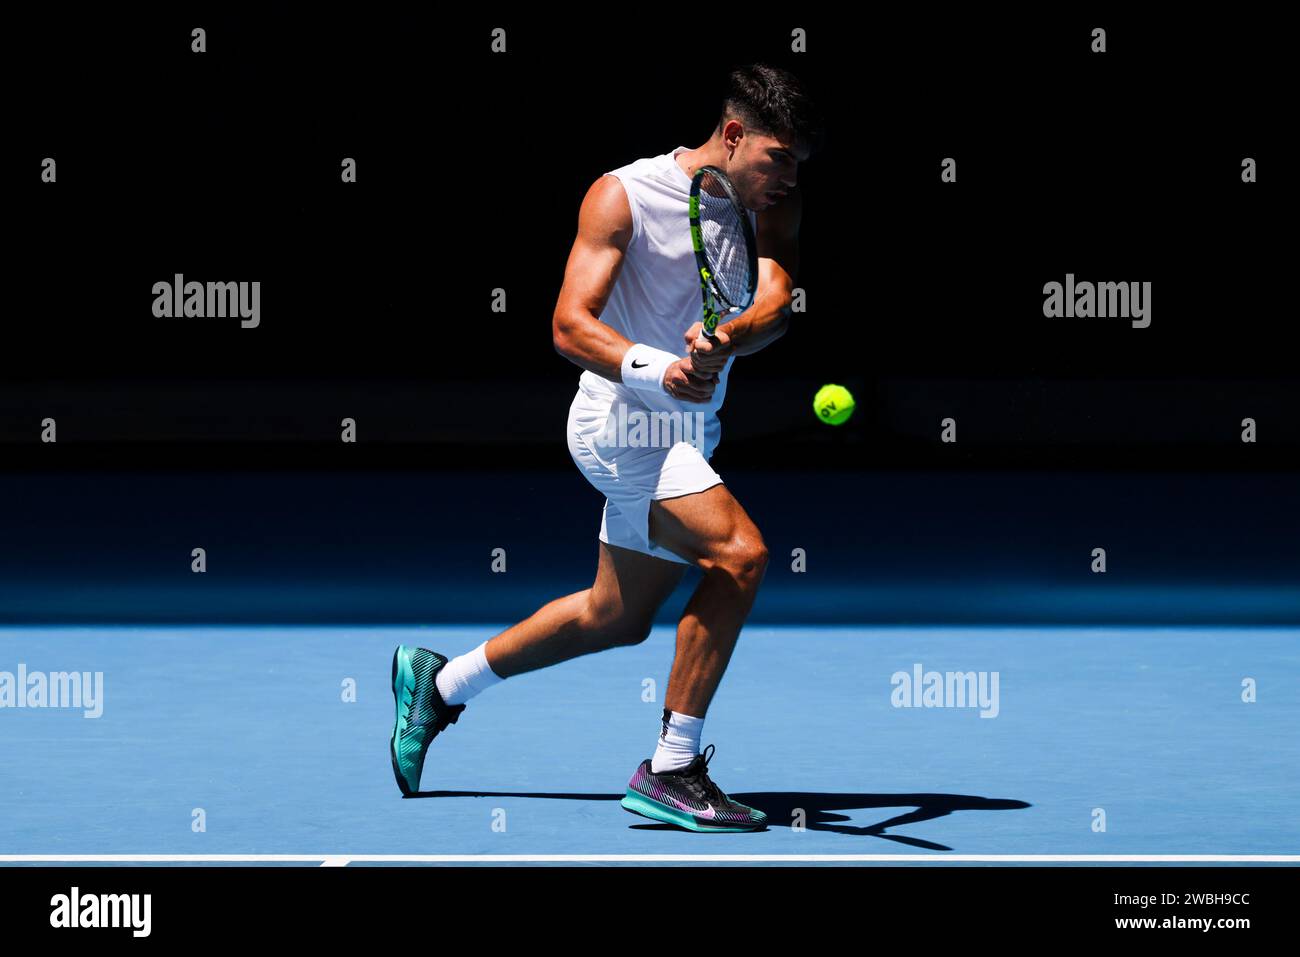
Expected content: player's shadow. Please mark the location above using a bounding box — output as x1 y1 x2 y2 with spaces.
411 789 1030 849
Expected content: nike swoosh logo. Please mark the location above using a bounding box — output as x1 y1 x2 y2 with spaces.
631 359 649 368
665 795 716 819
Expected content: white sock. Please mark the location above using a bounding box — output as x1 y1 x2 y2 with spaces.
435 641 504 706
650 708 704 773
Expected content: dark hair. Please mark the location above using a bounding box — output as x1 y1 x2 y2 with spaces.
717 64 823 154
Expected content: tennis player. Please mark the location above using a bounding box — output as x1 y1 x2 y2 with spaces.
392 64 820 831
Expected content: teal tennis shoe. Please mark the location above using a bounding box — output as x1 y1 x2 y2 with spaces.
390 645 466 796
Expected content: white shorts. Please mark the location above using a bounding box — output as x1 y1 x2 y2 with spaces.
566 380 723 565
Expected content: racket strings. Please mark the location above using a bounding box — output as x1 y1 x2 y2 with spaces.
696 175 754 309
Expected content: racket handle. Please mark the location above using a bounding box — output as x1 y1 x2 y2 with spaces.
702 306 739 340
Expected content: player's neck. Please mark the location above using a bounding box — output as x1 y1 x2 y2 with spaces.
676 142 728 179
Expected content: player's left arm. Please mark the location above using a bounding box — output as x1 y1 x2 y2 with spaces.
688 186 801 364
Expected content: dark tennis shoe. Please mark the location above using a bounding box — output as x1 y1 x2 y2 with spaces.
390 645 466 796
621 743 767 832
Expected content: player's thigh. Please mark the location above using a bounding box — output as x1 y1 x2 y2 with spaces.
586 540 687 641
648 483 767 571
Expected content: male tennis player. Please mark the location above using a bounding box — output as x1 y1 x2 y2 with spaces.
391 64 820 831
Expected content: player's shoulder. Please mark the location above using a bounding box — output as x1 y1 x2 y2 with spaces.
585 173 633 219
578 174 634 245
606 151 663 179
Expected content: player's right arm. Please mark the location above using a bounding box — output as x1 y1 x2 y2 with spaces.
552 176 714 402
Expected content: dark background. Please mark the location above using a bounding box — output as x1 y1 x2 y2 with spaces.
4 9 1294 471
1 10 1295 623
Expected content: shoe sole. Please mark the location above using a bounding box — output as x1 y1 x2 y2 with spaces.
620 792 766 833
390 646 415 797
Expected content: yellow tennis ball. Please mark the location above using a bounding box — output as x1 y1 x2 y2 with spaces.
813 384 855 426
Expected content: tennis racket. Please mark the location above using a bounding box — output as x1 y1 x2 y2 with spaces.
688 165 758 341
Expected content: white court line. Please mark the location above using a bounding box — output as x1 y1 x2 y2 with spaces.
1 854 1298 865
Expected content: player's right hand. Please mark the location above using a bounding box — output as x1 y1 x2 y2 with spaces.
663 358 717 403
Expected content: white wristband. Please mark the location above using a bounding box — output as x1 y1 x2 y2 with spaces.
620 343 677 394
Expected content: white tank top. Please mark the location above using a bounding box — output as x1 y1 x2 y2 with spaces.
577 146 757 457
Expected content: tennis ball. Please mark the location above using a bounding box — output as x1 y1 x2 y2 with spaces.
813 384 855 426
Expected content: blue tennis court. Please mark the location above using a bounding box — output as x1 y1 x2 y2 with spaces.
3 623 1296 864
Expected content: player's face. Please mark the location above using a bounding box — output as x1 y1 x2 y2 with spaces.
731 132 805 211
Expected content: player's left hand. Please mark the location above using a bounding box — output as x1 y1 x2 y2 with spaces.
684 322 733 375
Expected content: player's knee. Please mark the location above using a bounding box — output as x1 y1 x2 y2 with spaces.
710 533 769 591
575 604 614 644
576 601 651 648
608 618 655 647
